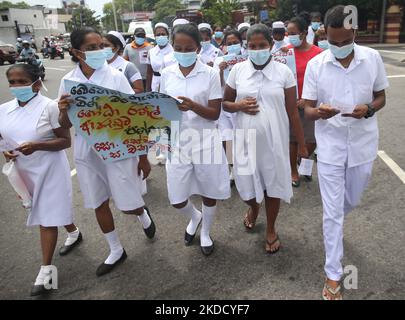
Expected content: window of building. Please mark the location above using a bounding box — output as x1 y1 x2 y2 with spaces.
1 15 9 22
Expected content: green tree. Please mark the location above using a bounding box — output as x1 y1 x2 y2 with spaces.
67 6 101 31
202 0 241 26
153 0 185 24
0 1 30 9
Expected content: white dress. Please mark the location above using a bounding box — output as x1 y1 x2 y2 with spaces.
226 59 296 203
148 44 176 91
58 63 145 211
159 60 231 204
0 93 73 227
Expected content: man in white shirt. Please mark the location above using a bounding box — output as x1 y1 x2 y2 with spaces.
271 21 290 54
303 5 389 300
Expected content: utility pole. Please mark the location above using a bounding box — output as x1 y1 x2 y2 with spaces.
379 0 387 43
111 0 119 31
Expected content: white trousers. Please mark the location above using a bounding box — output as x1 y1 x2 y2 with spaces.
317 161 374 281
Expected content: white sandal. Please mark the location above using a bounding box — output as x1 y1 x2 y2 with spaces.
322 282 343 300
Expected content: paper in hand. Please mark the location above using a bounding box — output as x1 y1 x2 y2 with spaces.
0 137 19 153
331 99 355 115
298 158 314 176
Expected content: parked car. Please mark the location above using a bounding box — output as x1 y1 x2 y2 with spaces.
0 41 17 65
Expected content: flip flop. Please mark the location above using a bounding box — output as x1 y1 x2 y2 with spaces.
266 235 281 255
322 281 343 300
243 207 257 230
292 180 301 188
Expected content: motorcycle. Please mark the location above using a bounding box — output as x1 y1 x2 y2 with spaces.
49 44 64 60
16 55 46 81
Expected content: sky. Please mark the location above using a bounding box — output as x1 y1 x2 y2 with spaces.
10 0 110 16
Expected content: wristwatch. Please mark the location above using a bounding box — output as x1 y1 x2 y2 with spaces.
364 104 376 119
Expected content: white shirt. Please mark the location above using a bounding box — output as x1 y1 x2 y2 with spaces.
302 44 389 168
0 93 60 142
147 44 176 91
110 55 142 83
160 60 222 131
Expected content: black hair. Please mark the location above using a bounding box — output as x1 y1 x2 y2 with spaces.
246 23 272 44
105 33 124 54
6 63 41 82
223 29 242 44
272 28 286 36
70 27 101 63
324 5 355 30
289 12 310 33
199 28 212 38
172 23 201 48
311 11 323 20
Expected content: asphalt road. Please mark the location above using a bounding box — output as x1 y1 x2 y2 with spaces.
0 47 404 300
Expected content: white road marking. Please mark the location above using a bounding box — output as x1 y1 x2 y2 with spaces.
379 49 405 55
70 168 77 177
378 151 405 184
387 75 405 78
45 67 66 71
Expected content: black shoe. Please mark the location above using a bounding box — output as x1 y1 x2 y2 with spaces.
201 240 215 256
184 219 202 247
30 284 52 297
304 175 313 182
142 207 156 239
96 249 127 277
59 232 83 256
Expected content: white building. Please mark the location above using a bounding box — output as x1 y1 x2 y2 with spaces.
0 7 70 47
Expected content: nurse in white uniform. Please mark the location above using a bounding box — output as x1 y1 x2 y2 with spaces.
0 64 80 296
160 23 231 256
198 23 223 67
103 31 144 93
223 24 307 254
57 28 156 277
146 22 176 92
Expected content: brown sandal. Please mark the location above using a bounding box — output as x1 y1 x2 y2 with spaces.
243 207 258 230
322 281 343 300
265 235 281 254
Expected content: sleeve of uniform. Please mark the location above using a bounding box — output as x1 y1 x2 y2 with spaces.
302 59 318 101
284 65 296 89
125 62 142 82
123 45 129 60
57 77 66 99
209 68 223 100
373 51 389 92
46 100 62 129
226 63 237 90
117 71 135 94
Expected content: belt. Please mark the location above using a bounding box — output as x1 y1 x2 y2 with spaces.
153 71 161 77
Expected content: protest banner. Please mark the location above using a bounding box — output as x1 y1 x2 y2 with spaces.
272 48 298 96
223 53 248 81
64 80 182 162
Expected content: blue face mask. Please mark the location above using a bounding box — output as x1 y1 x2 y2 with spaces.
135 37 145 46
311 22 321 31
289 35 303 47
318 40 329 50
200 41 211 51
103 47 116 61
10 82 38 102
156 35 169 47
227 44 241 55
174 51 197 68
83 49 106 70
215 31 223 39
248 49 271 66
329 41 354 59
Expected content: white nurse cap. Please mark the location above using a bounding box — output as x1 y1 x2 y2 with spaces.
155 22 169 31
198 23 212 32
108 31 126 48
237 22 250 32
173 18 189 27
272 21 286 29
